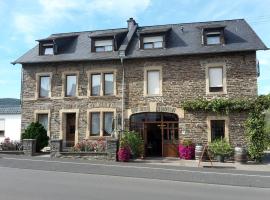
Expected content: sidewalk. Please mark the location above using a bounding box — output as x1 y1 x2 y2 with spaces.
134 157 270 172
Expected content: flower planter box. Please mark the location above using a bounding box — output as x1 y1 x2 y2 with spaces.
178 144 195 160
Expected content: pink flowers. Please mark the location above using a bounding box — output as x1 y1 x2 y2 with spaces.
178 141 195 160
71 138 106 152
118 147 131 162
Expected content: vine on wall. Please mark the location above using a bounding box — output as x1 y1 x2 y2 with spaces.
182 95 270 162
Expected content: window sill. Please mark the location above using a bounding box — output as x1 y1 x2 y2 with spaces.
36 97 51 100
144 94 163 97
88 95 119 98
87 135 112 139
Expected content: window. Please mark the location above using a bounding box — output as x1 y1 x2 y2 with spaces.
210 120 225 141
206 32 221 45
103 112 114 136
208 67 223 92
90 112 100 136
39 76 50 98
66 75 77 97
90 72 115 96
0 119 5 137
94 40 113 52
91 74 101 96
143 36 164 49
38 114 48 131
147 70 160 95
41 43 54 55
104 73 114 95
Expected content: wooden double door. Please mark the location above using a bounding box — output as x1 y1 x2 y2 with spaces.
130 112 179 157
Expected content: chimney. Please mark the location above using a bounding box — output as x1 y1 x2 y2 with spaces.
127 18 137 31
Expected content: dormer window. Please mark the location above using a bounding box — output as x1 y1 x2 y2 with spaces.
39 42 54 55
143 36 164 49
203 27 225 46
206 32 221 45
94 40 113 52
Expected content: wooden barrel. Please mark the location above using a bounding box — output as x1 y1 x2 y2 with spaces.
234 147 247 164
195 144 203 160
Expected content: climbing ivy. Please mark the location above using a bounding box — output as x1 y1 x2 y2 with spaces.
182 94 270 162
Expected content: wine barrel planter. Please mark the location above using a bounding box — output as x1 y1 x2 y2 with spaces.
234 147 247 164
195 144 203 160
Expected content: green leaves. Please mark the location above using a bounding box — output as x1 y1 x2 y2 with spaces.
182 94 270 162
22 122 49 152
208 138 233 157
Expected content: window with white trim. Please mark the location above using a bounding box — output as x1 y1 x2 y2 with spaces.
143 36 164 49
90 72 114 96
89 112 114 136
206 32 221 45
39 76 50 98
91 74 101 96
94 40 113 52
147 70 161 95
103 112 114 136
65 75 77 97
90 112 100 136
208 67 223 92
0 119 5 137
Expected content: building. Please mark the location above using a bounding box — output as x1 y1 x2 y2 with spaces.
0 98 21 142
13 18 267 157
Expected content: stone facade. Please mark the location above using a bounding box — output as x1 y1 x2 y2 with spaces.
21 51 257 149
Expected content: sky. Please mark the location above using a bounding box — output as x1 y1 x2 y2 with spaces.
0 0 269 98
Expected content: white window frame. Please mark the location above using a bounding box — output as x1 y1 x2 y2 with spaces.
144 66 162 96
206 32 221 45
205 63 227 94
62 71 79 98
87 70 116 97
35 73 52 99
86 108 116 138
94 40 113 52
143 36 164 49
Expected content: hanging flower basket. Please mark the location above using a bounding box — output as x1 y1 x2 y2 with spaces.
178 140 195 160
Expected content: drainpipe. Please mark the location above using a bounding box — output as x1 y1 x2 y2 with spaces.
120 57 125 138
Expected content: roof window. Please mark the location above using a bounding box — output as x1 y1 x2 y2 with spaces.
142 36 164 49
94 40 113 52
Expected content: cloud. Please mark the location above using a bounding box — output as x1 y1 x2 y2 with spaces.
12 0 151 46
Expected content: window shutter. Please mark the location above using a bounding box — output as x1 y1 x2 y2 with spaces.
209 67 223 87
0 119 5 131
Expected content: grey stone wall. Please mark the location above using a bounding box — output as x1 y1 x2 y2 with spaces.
21 51 257 146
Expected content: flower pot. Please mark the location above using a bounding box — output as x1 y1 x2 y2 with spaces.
118 147 131 162
216 155 225 163
178 144 195 160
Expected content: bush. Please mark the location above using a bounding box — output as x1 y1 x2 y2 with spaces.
121 131 144 158
22 122 49 152
208 138 233 157
71 138 106 152
0 138 22 151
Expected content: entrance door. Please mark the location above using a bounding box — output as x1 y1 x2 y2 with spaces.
65 113 76 147
163 122 179 157
145 123 162 157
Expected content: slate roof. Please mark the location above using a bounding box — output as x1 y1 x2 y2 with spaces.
13 19 268 64
0 98 21 114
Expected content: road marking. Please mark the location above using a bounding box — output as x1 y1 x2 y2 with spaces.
2 157 270 178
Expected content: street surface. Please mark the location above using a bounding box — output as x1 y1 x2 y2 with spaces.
0 166 270 200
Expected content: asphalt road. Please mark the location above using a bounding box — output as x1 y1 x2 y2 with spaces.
0 166 269 200
0 155 270 188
